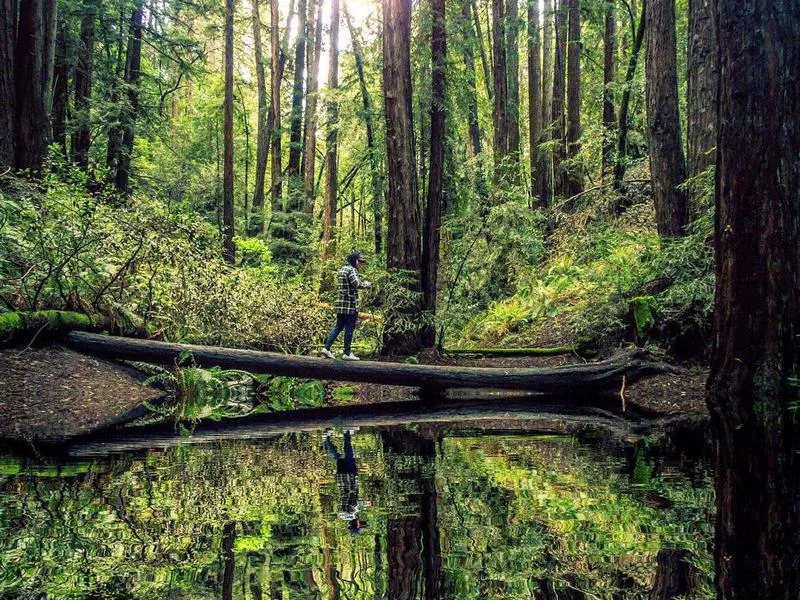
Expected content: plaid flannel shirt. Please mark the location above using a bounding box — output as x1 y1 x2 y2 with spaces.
334 265 366 314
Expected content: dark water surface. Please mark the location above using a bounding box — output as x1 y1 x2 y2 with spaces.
0 425 714 599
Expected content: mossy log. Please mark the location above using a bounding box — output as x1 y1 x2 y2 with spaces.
66 331 675 392
444 346 574 357
0 311 111 346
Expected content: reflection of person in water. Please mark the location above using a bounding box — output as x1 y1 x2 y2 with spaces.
324 428 367 534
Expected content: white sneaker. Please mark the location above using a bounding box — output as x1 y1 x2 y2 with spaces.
321 348 335 359
342 353 360 361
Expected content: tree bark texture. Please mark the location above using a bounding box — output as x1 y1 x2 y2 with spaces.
505 0 520 164
462 0 482 157
113 0 143 192
251 0 268 231
0 0 14 167
527 0 541 201
551 0 567 196
538 0 554 207
612 0 645 197
222 0 235 262
382 0 422 355
685 0 715 178
422 0 446 348
72 1 95 169
601 0 616 180
344 5 383 254
707 0 800 597
492 0 508 171
644 0 687 237
565 0 582 196
14 0 49 170
321 0 340 262
303 0 323 212
387 517 422 600
270 0 283 212
287 0 307 195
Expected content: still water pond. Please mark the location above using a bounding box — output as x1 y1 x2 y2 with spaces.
1 426 713 599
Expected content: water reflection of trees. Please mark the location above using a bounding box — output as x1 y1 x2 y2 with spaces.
0 429 713 598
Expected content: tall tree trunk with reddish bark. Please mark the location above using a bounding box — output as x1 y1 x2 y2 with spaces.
645 0 687 237
601 0 616 180
303 0 322 213
527 0 540 202
565 0 582 196
14 0 49 170
491 0 508 175
686 0 715 194
382 0 422 355
113 0 143 193
422 0 446 348
72 0 95 169
0 0 14 167
707 0 800 597
321 0 339 262
251 0 268 232
222 0 235 262
551 0 567 196
270 0 283 212
286 0 307 206
538 0 554 207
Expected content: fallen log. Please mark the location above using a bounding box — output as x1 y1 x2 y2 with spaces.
64 398 646 457
66 331 677 392
444 346 575 357
0 311 110 347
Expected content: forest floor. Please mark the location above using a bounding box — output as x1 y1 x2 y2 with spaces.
0 344 708 446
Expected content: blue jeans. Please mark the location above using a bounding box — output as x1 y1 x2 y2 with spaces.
324 313 358 354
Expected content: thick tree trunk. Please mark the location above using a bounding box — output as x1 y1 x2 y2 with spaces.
471 0 493 102
270 0 283 212
685 0 715 178
72 1 95 169
286 0 307 198
491 0 508 173
222 0 235 262
321 0 340 262
601 0 616 181
551 0 567 196
612 0 645 198
421 0 446 348
565 0 582 196
221 522 236 600
644 0 687 238
387 517 422 600
345 6 383 255
114 0 144 193
462 0 482 157
538 0 554 208
50 17 68 155
505 0 520 165
382 0 422 355
303 0 323 213
707 0 800 597
0 0 14 167
527 0 541 201
251 0 268 232
14 0 49 170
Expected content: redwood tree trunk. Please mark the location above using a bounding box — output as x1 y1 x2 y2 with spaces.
538 0 554 208
14 0 49 170
286 0 307 197
113 0 143 193
222 0 235 262
422 0 446 348
686 0 716 178
0 0 14 167
565 0 582 196
251 0 268 231
707 0 800 597
601 0 616 181
321 0 339 262
72 1 95 169
382 0 422 355
527 0 541 201
270 0 283 212
551 0 567 196
491 0 508 173
303 0 322 212
645 0 687 238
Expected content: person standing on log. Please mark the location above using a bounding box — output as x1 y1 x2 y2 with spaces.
321 251 372 360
